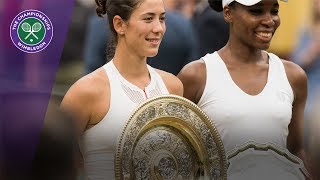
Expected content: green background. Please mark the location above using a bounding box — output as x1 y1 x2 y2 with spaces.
18 17 46 46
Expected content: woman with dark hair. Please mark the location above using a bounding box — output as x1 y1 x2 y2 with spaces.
61 0 183 179
178 0 312 178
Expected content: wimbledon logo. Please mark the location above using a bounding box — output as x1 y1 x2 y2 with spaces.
10 9 53 53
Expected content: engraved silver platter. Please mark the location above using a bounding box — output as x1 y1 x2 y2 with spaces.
115 95 227 180
227 141 311 180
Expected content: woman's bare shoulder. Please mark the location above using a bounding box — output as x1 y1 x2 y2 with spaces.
61 68 109 113
282 59 307 88
178 59 206 81
282 59 308 100
177 59 207 103
66 68 109 99
60 68 110 134
155 69 183 96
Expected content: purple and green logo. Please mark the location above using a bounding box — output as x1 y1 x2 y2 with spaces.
10 9 53 53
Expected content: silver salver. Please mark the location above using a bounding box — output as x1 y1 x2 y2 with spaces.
115 95 227 180
227 141 311 180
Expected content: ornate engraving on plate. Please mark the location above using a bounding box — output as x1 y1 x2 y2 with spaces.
115 95 227 180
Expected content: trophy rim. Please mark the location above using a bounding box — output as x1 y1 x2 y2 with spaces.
114 94 227 179
227 141 311 179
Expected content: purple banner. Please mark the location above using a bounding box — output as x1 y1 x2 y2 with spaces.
0 0 75 178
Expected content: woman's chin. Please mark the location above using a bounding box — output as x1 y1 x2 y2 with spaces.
146 50 159 57
258 44 271 51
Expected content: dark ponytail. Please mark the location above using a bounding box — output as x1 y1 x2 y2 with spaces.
95 0 107 17
208 0 223 12
94 0 141 37
93 0 141 61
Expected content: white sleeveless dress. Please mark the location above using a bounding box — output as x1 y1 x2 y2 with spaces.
79 61 169 179
198 51 294 153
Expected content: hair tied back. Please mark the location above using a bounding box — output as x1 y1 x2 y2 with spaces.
95 0 107 17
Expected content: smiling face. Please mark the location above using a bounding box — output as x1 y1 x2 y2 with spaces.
122 0 166 58
226 0 280 50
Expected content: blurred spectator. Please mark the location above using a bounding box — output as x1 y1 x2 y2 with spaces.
83 15 109 74
176 0 201 19
83 0 199 75
291 0 320 117
147 9 199 75
307 96 320 179
60 0 93 64
192 0 229 56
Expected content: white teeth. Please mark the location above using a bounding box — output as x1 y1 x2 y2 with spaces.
257 32 272 38
147 39 159 43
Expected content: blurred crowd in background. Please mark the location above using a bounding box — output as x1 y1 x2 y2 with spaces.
54 0 320 178
58 0 319 143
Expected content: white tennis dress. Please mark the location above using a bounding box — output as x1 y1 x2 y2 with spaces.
198 51 294 153
79 61 169 179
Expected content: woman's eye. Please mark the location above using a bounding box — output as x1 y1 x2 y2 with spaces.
249 9 263 15
271 9 279 15
144 17 152 21
160 16 166 22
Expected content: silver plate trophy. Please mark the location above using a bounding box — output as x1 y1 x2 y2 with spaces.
227 141 311 180
115 95 227 180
